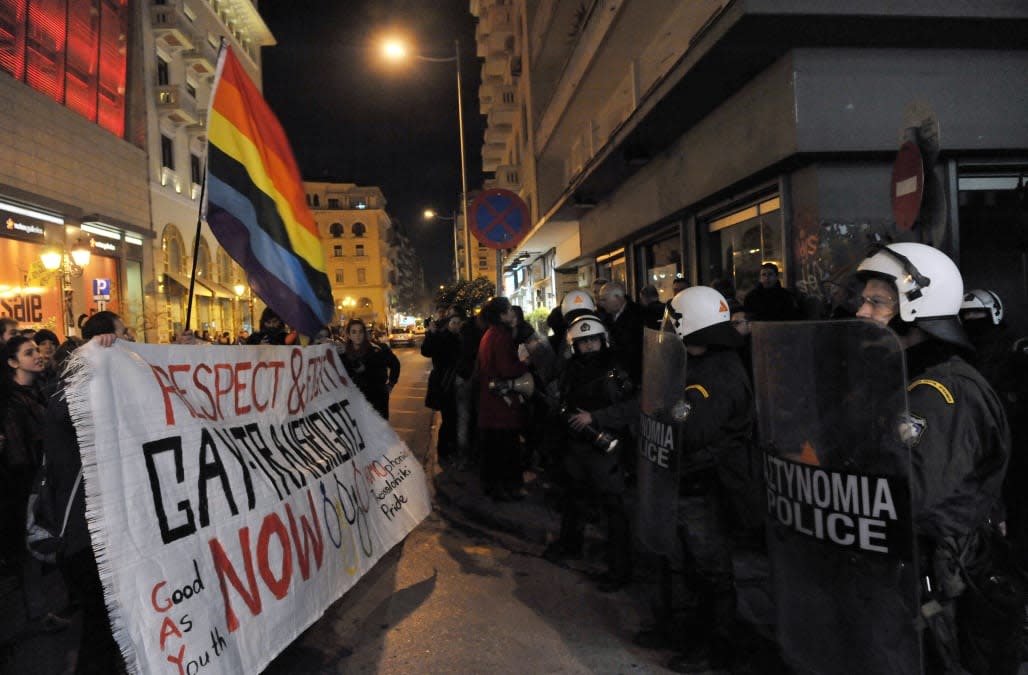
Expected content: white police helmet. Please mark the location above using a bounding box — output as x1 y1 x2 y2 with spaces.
856 242 970 348
666 286 741 347
565 313 608 349
561 289 596 323
961 289 1004 326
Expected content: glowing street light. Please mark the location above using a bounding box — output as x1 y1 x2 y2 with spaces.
379 35 471 280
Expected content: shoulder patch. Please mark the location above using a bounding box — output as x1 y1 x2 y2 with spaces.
684 384 710 399
897 412 928 447
907 378 954 404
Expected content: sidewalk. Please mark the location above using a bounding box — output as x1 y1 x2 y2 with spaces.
426 414 779 660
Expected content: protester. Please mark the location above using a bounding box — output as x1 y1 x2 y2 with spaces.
33 328 61 394
0 317 18 343
43 311 126 673
855 244 1013 673
639 284 665 330
1 335 68 634
341 318 400 419
476 297 529 501
422 308 463 465
246 307 289 345
543 312 636 592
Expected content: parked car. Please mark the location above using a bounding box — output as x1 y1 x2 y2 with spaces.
387 326 415 347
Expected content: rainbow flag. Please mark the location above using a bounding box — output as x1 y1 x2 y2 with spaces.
204 46 333 336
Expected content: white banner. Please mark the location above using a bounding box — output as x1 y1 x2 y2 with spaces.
66 341 431 674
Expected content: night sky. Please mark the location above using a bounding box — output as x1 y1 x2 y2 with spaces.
258 0 484 289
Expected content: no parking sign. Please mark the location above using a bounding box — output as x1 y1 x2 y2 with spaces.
469 189 529 250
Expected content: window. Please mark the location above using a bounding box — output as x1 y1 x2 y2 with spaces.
352 222 366 237
328 198 340 208
703 195 782 299
157 56 170 86
1 0 129 136
333 244 342 257
161 135 175 170
329 223 343 238
357 268 366 284
312 195 320 207
335 269 344 283
190 154 201 185
479 256 488 269
185 79 196 99
355 244 365 257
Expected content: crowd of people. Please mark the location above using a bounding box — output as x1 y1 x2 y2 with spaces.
421 251 1028 674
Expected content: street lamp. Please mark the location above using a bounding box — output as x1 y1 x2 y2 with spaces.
41 238 91 337
423 209 460 281
380 36 471 280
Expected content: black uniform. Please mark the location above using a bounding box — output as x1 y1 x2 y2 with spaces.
902 342 1012 674
549 348 636 585
672 347 755 655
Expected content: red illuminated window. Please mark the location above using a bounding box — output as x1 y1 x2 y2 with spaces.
3 0 126 136
0 0 28 79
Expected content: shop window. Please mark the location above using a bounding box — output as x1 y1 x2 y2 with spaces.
703 195 782 303
162 225 186 274
637 227 684 301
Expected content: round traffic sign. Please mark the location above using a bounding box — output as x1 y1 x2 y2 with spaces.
468 189 529 250
891 141 924 232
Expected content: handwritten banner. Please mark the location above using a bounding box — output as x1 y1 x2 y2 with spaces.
67 342 431 674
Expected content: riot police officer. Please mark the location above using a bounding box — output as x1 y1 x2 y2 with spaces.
641 286 756 673
855 243 1013 673
542 312 636 592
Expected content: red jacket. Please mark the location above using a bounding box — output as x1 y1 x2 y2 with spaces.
477 325 529 429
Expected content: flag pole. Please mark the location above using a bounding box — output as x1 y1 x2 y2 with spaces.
184 41 228 333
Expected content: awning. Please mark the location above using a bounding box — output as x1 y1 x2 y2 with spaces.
194 277 236 300
164 272 213 298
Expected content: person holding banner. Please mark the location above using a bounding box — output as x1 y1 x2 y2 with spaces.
638 286 756 674
43 311 126 674
854 243 1015 673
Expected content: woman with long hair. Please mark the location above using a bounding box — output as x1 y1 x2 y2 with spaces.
2 335 68 632
342 318 400 419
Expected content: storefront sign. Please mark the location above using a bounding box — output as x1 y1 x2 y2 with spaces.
2 212 47 242
66 341 431 674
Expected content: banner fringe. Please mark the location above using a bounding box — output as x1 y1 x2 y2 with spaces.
64 344 140 674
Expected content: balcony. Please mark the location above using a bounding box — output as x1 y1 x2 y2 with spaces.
187 113 208 144
492 165 521 191
482 143 505 173
156 84 201 126
486 85 517 127
151 2 195 53
484 125 512 147
183 43 217 78
482 4 514 41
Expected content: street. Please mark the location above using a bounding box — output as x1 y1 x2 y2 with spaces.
263 345 666 674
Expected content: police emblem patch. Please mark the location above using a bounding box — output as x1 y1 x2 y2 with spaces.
897 412 927 446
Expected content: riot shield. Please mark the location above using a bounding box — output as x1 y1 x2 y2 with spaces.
752 319 921 675
636 326 686 555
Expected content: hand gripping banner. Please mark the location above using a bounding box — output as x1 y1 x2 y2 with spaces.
65 341 431 674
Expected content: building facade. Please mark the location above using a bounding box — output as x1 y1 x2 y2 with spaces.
1 0 150 339
305 181 395 332
472 0 1028 336
145 0 274 342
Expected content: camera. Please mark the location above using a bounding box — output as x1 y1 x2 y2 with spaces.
561 405 619 454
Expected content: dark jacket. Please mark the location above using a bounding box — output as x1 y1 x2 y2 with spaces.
606 301 646 383
342 342 400 419
903 343 1009 542
560 350 636 435
3 381 47 471
743 283 800 321
680 348 754 475
41 386 90 556
421 326 461 411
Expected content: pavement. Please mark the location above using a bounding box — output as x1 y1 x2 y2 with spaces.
426 413 783 669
